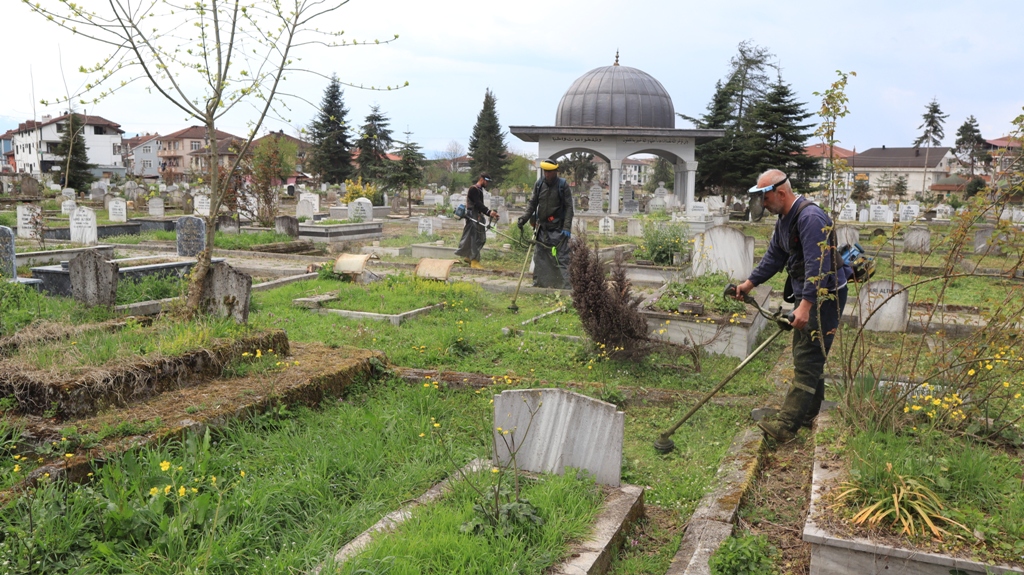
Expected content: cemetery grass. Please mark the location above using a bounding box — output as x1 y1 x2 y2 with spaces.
818 424 1024 567
115 274 186 306
331 469 602 575
0 281 116 337
0 379 494 574
251 279 782 397
105 230 294 250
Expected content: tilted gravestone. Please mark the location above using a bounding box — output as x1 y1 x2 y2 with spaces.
493 388 624 486
69 249 118 307
16 205 41 239
599 216 615 236
858 280 909 332
108 198 128 223
296 199 315 220
0 226 15 279
835 225 860 250
70 207 98 245
148 197 165 217
200 262 252 324
275 215 299 238
182 193 194 214
691 225 755 282
176 216 206 257
903 226 931 254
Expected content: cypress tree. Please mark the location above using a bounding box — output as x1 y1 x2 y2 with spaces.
743 80 819 186
390 130 427 216
467 89 511 184
55 113 96 192
353 105 394 183
307 75 353 185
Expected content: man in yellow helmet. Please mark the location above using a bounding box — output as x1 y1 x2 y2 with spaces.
517 159 574 288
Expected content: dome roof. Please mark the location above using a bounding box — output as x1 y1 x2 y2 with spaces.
555 64 675 129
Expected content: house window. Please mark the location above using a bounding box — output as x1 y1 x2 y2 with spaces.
142 160 153 169
113 144 122 155
94 126 106 135
191 141 201 151
142 145 152 154
56 123 66 133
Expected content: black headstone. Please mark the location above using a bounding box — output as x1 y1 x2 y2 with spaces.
176 216 206 256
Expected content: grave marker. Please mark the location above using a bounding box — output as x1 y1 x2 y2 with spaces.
858 209 869 223
858 280 909 332
418 217 434 235
148 197 165 217
869 204 892 223
286 184 295 196
623 199 639 215
493 388 624 486
349 197 373 221
62 188 76 201
176 216 206 256
599 216 614 236
200 263 252 324
835 225 860 249
898 204 919 222
296 199 315 220
108 198 128 223
691 225 755 282
103 193 114 210
838 203 858 222
216 215 239 234
275 215 299 238
21 176 41 197
182 193 194 214
621 182 635 202
61 199 77 215
587 184 604 214
973 224 1002 256
903 226 931 254
69 249 118 307
0 226 14 279
299 192 320 213
194 194 211 216
17 205 41 239
70 207 98 245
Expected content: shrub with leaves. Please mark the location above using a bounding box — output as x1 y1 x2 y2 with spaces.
569 235 654 359
708 534 779 575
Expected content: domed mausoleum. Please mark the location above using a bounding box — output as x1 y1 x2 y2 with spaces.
511 56 723 216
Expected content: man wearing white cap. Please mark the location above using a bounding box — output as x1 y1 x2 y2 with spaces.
517 159 574 288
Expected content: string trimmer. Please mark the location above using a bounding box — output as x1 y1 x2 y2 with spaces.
652 284 794 453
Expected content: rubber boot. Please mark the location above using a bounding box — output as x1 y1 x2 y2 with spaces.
759 385 815 442
470 260 483 269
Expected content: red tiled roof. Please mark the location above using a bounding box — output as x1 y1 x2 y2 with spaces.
851 147 951 169
985 136 1022 149
804 143 855 159
161 125 239 141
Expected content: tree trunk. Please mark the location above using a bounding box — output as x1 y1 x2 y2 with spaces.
184 120 222 313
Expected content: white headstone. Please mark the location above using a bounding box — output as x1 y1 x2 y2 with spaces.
858 280 909 332
108 198 127 223
61 199 77 215
194 194 211 216
70 206 98 245
903 226 931 254
571 218 587 235
839 203 858 222
587 184 604 214
349 197 373 221
690 202 708 214
691 225 755 282
599 216 614 236
296 199 315 220
858 209 869 223
148 197 165 217
493 388 624 486
62 188 76 201
898 204 919 222
418 217 434 235
835 225 860 249
869 204 892 223
16 204 42 239
299 192 320 214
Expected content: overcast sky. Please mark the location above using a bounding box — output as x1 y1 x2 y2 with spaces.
3 0 1023 159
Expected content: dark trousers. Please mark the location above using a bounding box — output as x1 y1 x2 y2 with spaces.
780 286 848 430
454 213 486 261
532 227 571 289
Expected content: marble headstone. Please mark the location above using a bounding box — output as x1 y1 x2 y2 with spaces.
418 217 435 235
193 194 211 217
70 207 98 245
903 226 931 254
836 225 860 249
148 197 165 217
858 209 869 223
869 204 892 223
623 199 639 215
349 197 373 221
838 203 858 222
973 225 1002 256
108 198 127 223
0 226 14 279
175 216 206 256
299 192 320 214
103 193 114 210
621 182 635 202
69 249 118 307
16 204 41 239
62 188 76 201
493 388 624 486
858 280 909 332
599 216 614 236
587 184 604 214
898 204 920 222
691 225 755 282
296 199 315 220
200 263 252 324
61 199 77 215
275 215 299 238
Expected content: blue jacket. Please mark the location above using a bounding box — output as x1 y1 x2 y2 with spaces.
748 197 853 304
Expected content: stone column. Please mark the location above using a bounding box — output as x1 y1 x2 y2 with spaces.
676 160 698 213
609 160 622 215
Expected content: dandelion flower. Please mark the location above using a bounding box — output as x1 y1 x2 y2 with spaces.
150 487 159 496
491 467 500 473
968 369 976 376
255 349 262 358
13 464 20 473
178 486 186 497
65 453 73 459
160 460 171 472
419 433 425 437
433 423 441 428
164 485 172 495
240 471 245 478
211 476 217 485
191 487 198 493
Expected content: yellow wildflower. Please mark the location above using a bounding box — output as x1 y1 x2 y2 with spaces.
178 486 186 497
164 485 172 495
149 487 159 496
160 460 171 472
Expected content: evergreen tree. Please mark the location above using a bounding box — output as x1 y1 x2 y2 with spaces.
558 152 596 188
953 115 989 177
390 130 427 216
643 157 674 194
686 79 748 197
743 80 819 186
354 105 394 183
912 98 949 196
307 75 353 185
55 113 96 192
468 89 511 184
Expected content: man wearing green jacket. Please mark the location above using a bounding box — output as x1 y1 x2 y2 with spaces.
517 159 574 289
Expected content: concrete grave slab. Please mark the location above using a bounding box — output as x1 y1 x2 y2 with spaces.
69 249 118 307
493 388 624 486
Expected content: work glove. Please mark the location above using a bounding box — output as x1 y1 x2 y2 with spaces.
562 230 571 239
517 216 527 229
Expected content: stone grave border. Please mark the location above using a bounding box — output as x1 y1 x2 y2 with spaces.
3 344 383 503
14 245 115 268
318 457 644 575
0 330 287 419
498 305 588 343
804 413 1024 575
639 284 772 359
294 292 446 326
30 256 224 298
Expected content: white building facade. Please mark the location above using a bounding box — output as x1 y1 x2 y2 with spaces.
12 114 125 180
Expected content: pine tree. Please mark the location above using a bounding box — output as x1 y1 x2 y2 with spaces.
688 79 749 196
912 99 949 196
953 115 989 177
354 105 394 183
307 75 353 185
468 89 511 184
55 113 96 192
559 152 596 188
743 80 818 186
390 131 427 216
643 157 674 194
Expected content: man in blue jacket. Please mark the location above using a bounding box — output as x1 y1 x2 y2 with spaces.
732 169 853 442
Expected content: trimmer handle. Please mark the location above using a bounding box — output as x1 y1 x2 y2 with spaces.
724 284 756 305
777 311 795 331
